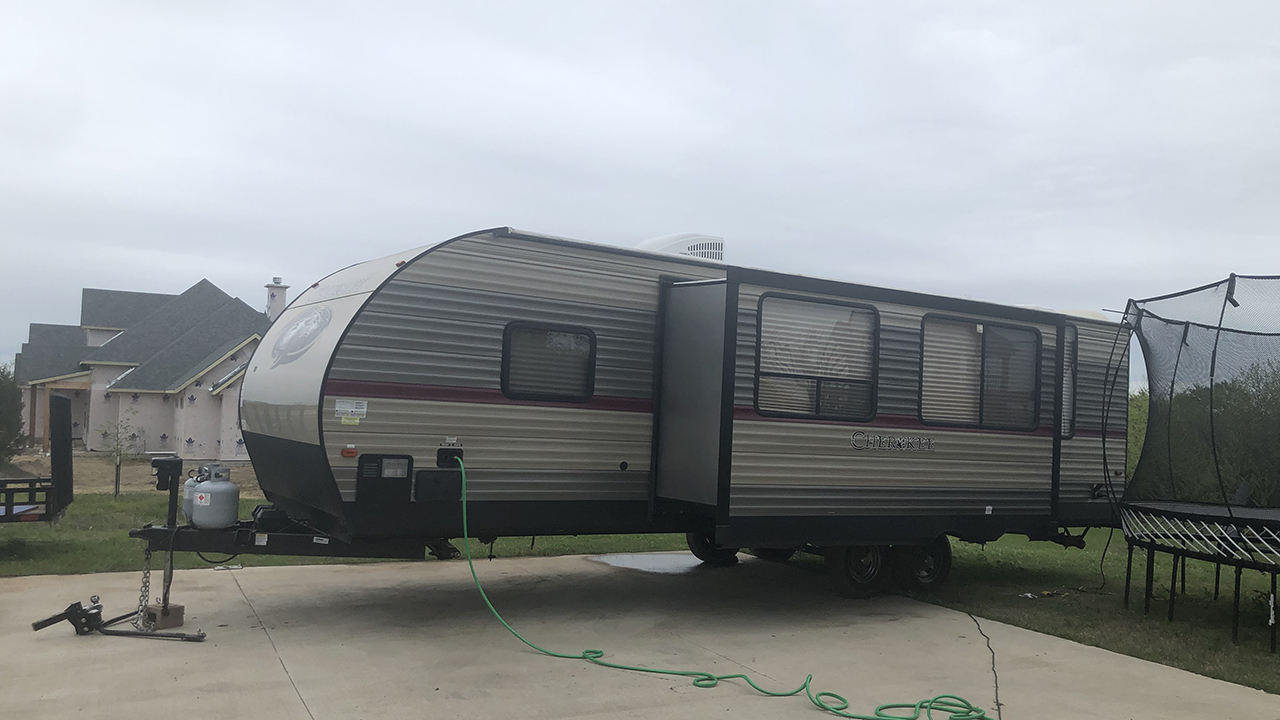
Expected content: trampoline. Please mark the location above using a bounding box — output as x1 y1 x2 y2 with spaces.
1117 274 1280 650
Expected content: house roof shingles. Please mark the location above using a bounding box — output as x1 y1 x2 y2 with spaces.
14 343 92 384
83 280 235 366
17 279 267 391
108 299 269 392
80 288 177 330
28 323 86 346
14 324 89 384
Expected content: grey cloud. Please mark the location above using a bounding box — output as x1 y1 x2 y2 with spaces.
2 1 1277 381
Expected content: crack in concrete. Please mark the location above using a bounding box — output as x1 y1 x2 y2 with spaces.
665 630 782 685
230 570 316 720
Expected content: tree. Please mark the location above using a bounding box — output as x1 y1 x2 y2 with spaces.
0 364 25 465
1129 360 1280 507
1127 388 1148 480
96 407 139 497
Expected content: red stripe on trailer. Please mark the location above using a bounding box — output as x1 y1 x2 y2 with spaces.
731 406 1064 436
324 379 653 413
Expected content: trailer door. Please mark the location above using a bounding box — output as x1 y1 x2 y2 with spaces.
652 280 728 515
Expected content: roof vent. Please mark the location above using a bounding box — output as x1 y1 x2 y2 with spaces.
637 233 724 262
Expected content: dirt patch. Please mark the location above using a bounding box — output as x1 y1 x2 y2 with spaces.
0 461 36 479
6 451 264 499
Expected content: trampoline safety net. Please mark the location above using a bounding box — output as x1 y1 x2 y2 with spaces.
1124 274 1280 510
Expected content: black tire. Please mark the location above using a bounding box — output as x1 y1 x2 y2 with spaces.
893 536 953 593
687 532 739 565
826 544 889 598
751 547 796 563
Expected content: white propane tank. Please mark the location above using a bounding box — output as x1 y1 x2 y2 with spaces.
182 473 201 521
191 465 240 529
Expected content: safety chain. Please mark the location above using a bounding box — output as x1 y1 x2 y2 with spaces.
131 548 155 632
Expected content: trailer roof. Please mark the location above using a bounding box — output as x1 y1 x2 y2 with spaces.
498 227 1115 328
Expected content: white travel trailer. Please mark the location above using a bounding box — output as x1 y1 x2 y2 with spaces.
228 227 1127 595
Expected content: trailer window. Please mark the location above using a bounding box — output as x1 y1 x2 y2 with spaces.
502 322 596 402
920 317 1039 430
756 296 877 421
1061 325 1078 438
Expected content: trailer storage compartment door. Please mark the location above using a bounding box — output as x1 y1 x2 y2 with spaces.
654 281 728 511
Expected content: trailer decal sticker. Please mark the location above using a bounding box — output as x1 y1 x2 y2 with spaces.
335 399 368 418
851 431 935 451
270 304 333 367
341 416 360 425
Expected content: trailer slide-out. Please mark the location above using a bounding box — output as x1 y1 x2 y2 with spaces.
135 227 1129 596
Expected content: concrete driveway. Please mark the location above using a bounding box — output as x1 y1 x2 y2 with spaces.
2 553 1275 720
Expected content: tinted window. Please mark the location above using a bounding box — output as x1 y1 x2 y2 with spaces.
921 317 1039 430
502 323 595 402
757 296 877 420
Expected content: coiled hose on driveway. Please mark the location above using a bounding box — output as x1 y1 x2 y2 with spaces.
456 459 994 720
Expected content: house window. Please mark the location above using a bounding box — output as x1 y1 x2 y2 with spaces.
1061 324 1078 438
502 322 596 402
756 296 878 421
920 317 1040 430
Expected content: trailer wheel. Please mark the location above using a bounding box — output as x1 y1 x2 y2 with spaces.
826 544 888 598
686 532 739 565
893 536 952 592
750 548 796 563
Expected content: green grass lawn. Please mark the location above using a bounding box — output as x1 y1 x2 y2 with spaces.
0 493 687 576
912 534 1280 695
4 494 1278 694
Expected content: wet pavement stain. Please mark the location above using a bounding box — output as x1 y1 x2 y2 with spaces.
588 553 707 575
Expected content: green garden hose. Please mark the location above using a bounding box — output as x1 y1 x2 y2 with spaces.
456 459 994 720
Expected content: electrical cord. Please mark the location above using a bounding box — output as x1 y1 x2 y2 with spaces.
1092 528 1115 592
196 551 240 565
456 459 995 720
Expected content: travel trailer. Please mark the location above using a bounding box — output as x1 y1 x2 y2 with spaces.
146 227 1129 596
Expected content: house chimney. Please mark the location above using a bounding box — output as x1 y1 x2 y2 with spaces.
265 277 289 322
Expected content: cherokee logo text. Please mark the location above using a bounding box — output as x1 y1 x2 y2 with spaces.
851 431 936 451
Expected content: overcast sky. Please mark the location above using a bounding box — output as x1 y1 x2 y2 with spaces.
2 1 1277 373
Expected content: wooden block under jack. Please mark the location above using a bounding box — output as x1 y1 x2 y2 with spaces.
145 603 185 629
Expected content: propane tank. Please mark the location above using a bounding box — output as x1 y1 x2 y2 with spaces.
182 471 200 522
191 464 239 529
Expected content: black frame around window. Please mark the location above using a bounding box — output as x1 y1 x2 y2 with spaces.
1060 324 1079 439
917 314 1042 432
754 292 880 422
501 321 597 402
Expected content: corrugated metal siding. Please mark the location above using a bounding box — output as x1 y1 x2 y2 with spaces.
730 420 1051 516
731 284 1070 518
921 318 983 424
324 233 722 503
329 236 718 397
323 397 652 501
1059 437 1126 502
1060 319 1129 503
1071 320 1129 435
392 236 698 309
